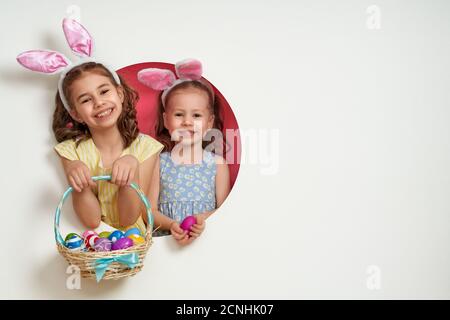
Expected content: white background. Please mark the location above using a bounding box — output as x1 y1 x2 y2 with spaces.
0 0 449 299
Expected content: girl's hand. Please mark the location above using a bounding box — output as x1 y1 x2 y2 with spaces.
189 214 206 239
66 160 96 193
170 221 195 246
111 155 139 187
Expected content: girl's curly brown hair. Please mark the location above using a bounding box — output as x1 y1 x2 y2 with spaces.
155 80 224 154
52 62 139 148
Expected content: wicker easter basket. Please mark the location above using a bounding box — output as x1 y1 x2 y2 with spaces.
54 175 153 282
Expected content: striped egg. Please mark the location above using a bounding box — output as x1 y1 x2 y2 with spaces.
65 233 80 242
108 230 124 243
82 230 97 239
65 234 85 251
128 234 145 245
84 234 100 250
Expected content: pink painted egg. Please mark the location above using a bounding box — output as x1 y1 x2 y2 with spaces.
180 216 197 232
82 230 97 239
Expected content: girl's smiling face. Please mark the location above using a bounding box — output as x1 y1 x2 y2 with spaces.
163 87 214 146
68 72 124 130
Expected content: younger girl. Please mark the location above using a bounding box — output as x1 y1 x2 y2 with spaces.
53 62 163 235
138 59 230 246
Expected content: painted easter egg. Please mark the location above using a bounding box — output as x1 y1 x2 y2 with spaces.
108 230 124 243
84 234 100 250
128 234 145 245
180 216 197 232
93 238 112 252
65 234 85 250
124 227 141 238
64 233 80 242
111 237 134 251
98 231 111 238
82 230 97 239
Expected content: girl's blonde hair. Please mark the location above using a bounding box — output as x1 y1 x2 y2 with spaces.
52 62 139 148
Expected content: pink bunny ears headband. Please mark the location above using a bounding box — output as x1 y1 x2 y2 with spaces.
16 18 120 112
137 59 214 108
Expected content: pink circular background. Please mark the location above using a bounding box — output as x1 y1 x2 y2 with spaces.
117 62 241 188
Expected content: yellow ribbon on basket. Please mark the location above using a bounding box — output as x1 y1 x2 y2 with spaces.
94 253 139 282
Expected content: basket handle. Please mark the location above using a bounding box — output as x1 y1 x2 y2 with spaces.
54 175 153 245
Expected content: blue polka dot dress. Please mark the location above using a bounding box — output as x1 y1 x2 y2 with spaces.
154 151 217 236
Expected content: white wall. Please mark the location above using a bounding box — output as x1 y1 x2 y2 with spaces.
1 0 449 299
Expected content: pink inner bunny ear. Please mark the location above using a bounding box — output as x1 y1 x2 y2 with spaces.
175 59 203 80
137 68 176 91
16 50 69 74
62 18 93 57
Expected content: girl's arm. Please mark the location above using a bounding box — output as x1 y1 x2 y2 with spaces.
117 154 158 228
215 156 231 208
145 157 177 231
60 157 102 229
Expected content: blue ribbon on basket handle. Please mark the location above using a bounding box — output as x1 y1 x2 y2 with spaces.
94 253 139 282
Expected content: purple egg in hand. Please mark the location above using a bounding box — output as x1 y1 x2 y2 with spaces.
112 237 134 251
180 216 197 233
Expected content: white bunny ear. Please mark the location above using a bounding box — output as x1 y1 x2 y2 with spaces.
175 58 203 80
62 18 93 57
137 68 176 91
17 50 70 74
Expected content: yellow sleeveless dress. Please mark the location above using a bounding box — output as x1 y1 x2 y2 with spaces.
54 133 163 235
